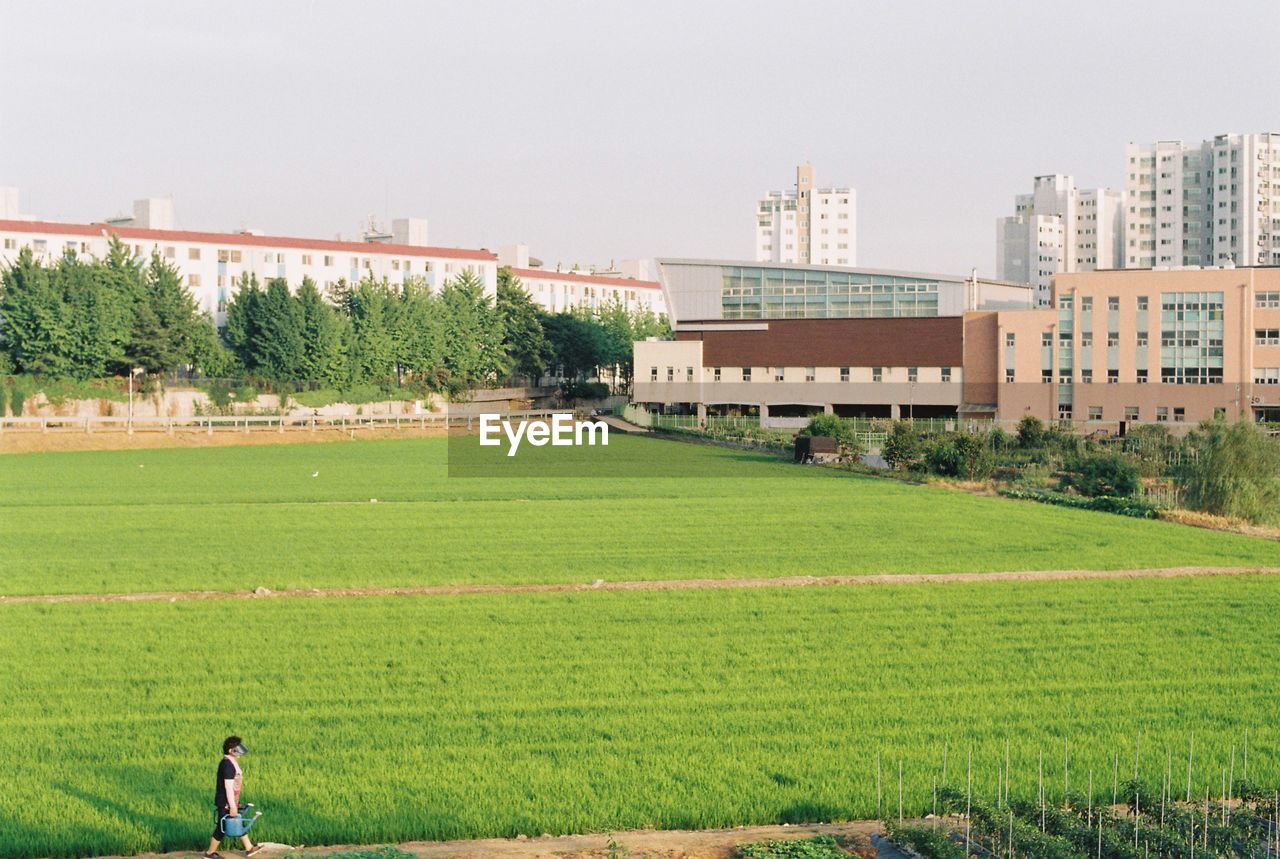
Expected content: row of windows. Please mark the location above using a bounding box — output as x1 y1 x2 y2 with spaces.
0 236 486 276
649 366 953 383
1060 404 1187 422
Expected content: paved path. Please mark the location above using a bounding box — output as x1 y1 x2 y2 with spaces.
3 565 1277 605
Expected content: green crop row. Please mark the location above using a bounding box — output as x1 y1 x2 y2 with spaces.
3 575 1278 857
0 437 1274 596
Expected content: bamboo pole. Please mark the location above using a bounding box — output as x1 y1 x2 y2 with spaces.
1187 733 1195 803
877 751 882 819
898 758 904 824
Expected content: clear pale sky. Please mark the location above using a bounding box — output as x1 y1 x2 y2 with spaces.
2 0 1277 276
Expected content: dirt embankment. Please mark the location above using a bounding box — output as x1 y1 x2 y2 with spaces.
3 565 1277 606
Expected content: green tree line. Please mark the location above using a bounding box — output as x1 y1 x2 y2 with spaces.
0 241 669 397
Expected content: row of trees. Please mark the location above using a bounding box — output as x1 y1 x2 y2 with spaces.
0 239 669 396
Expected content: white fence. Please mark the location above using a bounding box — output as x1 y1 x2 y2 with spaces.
0 410 574 435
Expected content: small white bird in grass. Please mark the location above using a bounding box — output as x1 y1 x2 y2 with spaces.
311 471 319 478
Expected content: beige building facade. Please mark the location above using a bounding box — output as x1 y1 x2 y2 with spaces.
979 267 1280 426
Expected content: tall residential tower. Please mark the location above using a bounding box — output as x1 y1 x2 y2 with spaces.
1124 133 1280 269
755 164 856 266
996 174 1124 307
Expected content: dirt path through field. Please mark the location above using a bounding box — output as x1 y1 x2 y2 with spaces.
3 565 1277 606
95 820 881 859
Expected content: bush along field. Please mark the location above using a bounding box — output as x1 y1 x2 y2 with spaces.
795 414 1280 526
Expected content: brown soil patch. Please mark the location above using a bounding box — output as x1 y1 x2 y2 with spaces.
4 566 1276 606
96 821 878 859
0 426 446 455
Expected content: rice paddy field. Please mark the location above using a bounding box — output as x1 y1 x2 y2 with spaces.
0 435 1274 596
1 435 1278 858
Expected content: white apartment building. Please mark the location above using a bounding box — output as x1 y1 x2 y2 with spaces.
0 203 497 325
755 163 856 266
1124 133 1280 269
496 244 667 316
996 174 1124 307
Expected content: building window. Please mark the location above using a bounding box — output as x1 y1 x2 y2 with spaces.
1137 369 1148 384
713 366 721 382
1005 368 1015 383
742 367 752 382
1058 404 1073 420
1107 369 1119 384
1173 407 1186 422
666 366 673 382
686 366 694 382
1081 332 1094 347
301 254 313 265
907 367 918 383
1042 369 1052 384
1257 292 1280 309
1081 369 1092 384
873 367 883 382
1088 406 1104 421
1041 332 1052 347
1156 407 1169 422
2 238 14 250
1005 332 1016 347
1255 368 1280 385
1137 332 1148 347
1124 406 1140 421
324 255 334 266
774 367 785 382
649 366 657 382
188 247 201 261
839 367 850 382
1059 372 1072 385
1108 296 1119 310
188 274 201 287
392 260 401 271
1138 296 1149 311
1081 296 1093 311
1107 333 1119 347
804 367 815 382
941 366 952 383
1257 329 1280 346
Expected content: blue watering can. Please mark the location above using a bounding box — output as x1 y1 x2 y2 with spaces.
221 804 261 837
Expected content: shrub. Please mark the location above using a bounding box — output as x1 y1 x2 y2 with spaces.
801 414 865 459
1123 423 1180 478
560 380 609 401
1017 415 1046 448
884 824 967 859
882 420 924 470
1060 451 1140 497
738 835 847 858
998 488 1158 518
1177 419 1280 524
924 432 993 480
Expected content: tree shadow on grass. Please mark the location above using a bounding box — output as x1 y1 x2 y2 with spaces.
56 762 383 854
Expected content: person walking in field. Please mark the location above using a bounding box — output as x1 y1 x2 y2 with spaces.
205 736 262 858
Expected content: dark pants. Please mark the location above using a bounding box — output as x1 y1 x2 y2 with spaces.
212 806 231 840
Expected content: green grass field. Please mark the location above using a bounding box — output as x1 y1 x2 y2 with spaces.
0 436 1274 596
2 435 1278 858
3 575 1278 858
